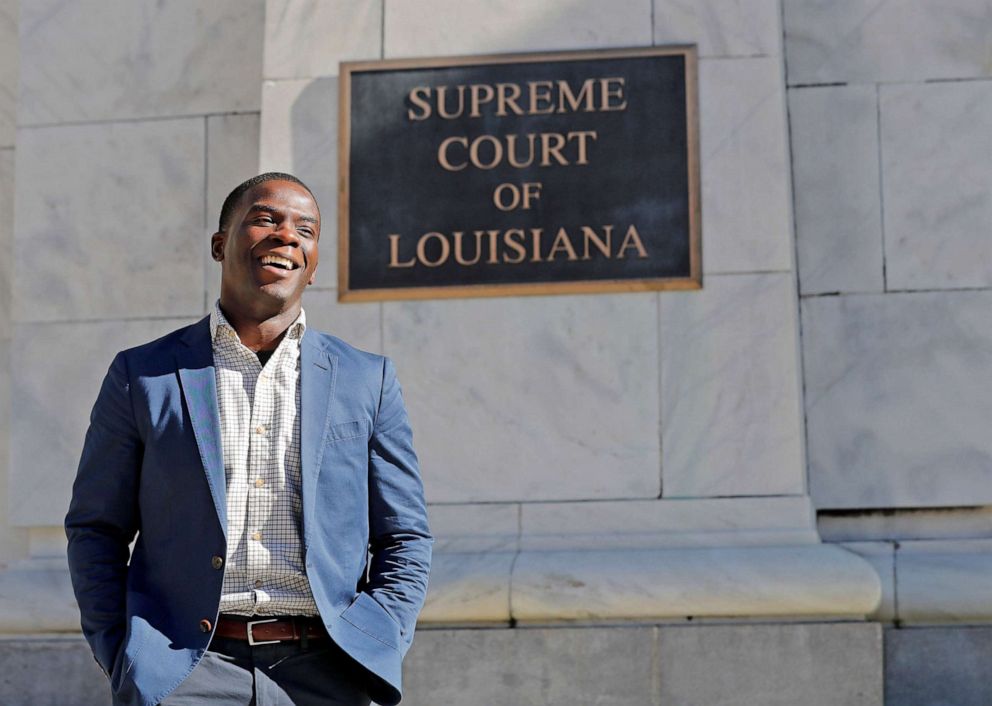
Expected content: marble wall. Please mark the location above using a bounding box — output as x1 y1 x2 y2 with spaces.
785 0 992 509
0 0 984 613
259 0 805 517
7 0 266 544
0 0 26 567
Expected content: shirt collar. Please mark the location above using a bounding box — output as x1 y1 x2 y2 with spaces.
209 300 307 344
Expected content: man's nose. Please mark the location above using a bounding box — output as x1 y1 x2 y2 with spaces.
271 221 301 243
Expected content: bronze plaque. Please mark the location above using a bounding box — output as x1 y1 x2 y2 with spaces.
338 46 700 301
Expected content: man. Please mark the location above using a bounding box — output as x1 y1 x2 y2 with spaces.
65 173 432 706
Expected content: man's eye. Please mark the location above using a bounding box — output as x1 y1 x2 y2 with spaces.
299 228 314 238
253 217 274 225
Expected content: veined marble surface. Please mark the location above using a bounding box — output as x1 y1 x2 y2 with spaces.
18 0 264 125
0 341 29 564
661 273 805 497
260 77 338 287
383 294 661 503
10 318 197 526
699 57 793 274
653 0 781 58
300 288 382 355
897 539 992 625
0 0 16 148
14 119 207 322
0 148 11 339
880 81 992 291
205 113 262 311
383 0 652 58
264 0 381 80
511 544 880 622
426 497 819 554
421 551 516 625
428 503 519 555
519 496 818 550
803 291 992 509
789 84 884 295
784 0 992 84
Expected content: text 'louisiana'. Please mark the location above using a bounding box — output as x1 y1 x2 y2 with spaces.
388 225 649 268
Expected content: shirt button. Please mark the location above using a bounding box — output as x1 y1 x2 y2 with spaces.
211 555 224 570
254 478 265 488
199 619 212 633
251 531 262 541
254 425 266 435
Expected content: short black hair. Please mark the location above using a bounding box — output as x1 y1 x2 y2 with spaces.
217 172 317 232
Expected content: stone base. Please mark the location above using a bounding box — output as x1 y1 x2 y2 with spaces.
0 637 107 706
404 623 882 706
885 626 992 706
0 623 882 706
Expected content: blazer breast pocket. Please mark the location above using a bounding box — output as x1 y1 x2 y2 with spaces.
326 418 371 445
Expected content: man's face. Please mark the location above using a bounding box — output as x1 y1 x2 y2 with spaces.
212 180 320 316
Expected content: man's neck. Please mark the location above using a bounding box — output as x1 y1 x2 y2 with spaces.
218 300 301 352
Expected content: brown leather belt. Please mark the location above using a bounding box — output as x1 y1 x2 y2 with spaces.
214 615 327 645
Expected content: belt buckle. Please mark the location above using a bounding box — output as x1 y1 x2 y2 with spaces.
246 618 280 646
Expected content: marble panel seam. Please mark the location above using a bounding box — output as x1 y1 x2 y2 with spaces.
801 285 992 301
12 314 206 326
788 82 849 89
649 0 655 45
874 83 889 293
19 110 262 132
789 77 992 89
800 286 992 303
379 0 386 61
426 493 810 507
893 540 902 625
704 268 794 277
655 292 663 498
782 61 812 505
506 503 523 625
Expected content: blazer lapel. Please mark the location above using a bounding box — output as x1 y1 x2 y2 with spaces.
300 330 337 546
176 317 227 534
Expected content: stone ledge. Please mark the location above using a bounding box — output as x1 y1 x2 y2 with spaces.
897 539 992 625
0 559 79 633
0 543 881 633
422 543 881 625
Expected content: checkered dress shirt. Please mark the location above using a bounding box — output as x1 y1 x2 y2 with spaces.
210 302 318 617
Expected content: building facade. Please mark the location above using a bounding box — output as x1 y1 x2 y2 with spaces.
1 1 990 704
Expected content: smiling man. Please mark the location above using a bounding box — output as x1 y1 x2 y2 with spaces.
65 173 432 706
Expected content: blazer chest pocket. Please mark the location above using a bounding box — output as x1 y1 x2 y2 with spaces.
326 418 370 444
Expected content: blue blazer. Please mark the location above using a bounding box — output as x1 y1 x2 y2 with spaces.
65 316 432 706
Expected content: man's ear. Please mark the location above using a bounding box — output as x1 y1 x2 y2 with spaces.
210 232 226 261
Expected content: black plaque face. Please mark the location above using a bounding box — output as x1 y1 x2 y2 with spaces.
339 46 700 301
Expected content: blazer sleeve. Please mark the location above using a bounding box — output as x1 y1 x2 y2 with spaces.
366 356 433 656
64 351 142 679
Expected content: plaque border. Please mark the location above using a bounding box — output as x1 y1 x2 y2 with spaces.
338 45 701 302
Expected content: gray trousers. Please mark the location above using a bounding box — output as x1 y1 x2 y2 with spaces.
158 636 373 706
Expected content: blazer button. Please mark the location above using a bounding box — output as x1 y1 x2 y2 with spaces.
211 555 224 570
199 619 213 633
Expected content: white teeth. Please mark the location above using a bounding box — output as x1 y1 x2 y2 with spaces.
260 255 295 269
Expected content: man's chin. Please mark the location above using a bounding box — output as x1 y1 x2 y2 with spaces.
232 283 305 315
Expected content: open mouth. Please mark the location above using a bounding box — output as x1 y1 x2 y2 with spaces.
259 254 299 271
